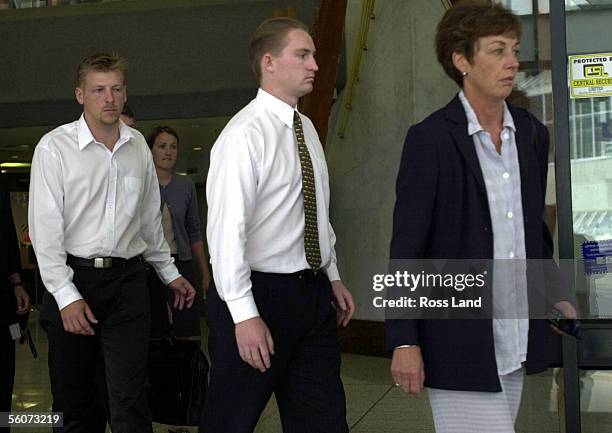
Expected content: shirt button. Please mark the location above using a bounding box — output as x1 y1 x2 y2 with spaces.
502 172 510 179
502 132 509 140
507 211 513 218
509 252 515 258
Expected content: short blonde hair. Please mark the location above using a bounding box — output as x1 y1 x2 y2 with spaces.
76 52 128 87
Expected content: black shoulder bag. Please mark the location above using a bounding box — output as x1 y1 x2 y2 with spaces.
147 269 209 426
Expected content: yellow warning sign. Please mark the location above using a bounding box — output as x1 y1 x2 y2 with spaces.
570 53 612 98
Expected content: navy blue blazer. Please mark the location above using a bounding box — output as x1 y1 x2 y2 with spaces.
386 95 564 392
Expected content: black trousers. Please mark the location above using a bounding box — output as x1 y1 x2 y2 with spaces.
200 270 348 433
0 329 15 433
40 258 152 433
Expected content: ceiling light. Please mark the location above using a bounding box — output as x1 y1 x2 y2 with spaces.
193 147 202 151
11 155 19 159
1 162 31 168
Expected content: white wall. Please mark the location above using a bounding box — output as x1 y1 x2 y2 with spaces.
325 0 457 321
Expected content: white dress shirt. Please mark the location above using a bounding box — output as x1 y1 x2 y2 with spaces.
207 89 340 323
459 91 529 375
29 115 180 310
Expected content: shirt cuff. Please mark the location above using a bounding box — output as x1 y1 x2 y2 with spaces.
156 263 181 285
395 344 419 349
324 262 340 282
53 283 83 311
226 294 260 324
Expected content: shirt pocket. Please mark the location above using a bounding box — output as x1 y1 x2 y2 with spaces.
123 176 143 217
310 154 329 193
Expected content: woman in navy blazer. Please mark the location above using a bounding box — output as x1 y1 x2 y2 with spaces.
386 3 576 432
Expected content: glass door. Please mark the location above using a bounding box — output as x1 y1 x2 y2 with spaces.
548 1 612 432
500 1 612 432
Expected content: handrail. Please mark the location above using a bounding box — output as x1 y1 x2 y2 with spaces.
336 0 375 139
335 0 453 140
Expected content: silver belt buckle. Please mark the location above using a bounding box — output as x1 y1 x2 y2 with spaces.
94 257 112 269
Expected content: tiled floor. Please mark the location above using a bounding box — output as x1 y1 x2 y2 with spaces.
10 313 612 432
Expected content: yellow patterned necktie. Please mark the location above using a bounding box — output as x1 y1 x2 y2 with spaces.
293 111 321 270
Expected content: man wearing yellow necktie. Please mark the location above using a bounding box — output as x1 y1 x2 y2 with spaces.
203 17 355 433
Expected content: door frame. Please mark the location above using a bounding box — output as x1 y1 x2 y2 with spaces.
550 3 612 433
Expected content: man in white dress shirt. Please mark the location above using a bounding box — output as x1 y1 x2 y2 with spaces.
201 17 355 433
28 52 195 433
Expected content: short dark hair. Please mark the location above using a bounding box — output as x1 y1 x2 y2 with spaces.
147 125 180 149
436 1 522 87
76 52 128 87
248 17 309 82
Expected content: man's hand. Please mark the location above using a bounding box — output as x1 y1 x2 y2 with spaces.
14 285 30 315
550 300 578 336
235 316 275 373
331 280 355 327
60 299 98 336
555 300 578 319
168 276 196 309
390 346 425 397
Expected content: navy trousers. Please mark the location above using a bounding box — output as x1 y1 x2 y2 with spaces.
200 270 348 433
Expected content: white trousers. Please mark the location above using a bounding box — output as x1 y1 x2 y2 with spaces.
428 368 524 433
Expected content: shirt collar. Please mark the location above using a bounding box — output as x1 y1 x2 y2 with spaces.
458 90 516 136
256 88 298 129
76 114 135 151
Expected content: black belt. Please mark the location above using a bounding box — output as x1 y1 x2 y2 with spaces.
252 268 319 280
293 269 318 280
67 255 142 269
